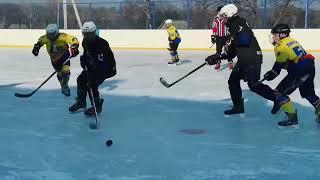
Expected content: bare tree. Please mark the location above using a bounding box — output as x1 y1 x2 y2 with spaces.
123 2 145 29
192 0 223 28
231 0 258 27
271 0 293 26
309 0 320 28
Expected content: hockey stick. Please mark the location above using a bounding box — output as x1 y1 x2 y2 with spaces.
14 57 72 98
84 65 100 129
87 86 99 129
254 77 266 87
160 62 206 88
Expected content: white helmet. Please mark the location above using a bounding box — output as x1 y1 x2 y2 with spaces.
165 19 173 27
82 21 96 33
46 24 59 35
219 4 238 19
46 24 59 40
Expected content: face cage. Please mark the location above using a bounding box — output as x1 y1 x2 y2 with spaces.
269 33 281 45
82 31 96 37
46 33 58 41
219 13 228 22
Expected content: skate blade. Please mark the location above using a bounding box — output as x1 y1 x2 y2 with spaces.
277 124 299 129
69 108 86 114
84 112 101 118
224 113 246 119
168 63 177 66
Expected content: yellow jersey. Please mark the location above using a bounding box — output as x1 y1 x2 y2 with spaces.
274 37 307 64
167 25 181 42
38 33 79 62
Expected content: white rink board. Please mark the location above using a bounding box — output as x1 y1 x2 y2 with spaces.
0 29 320 51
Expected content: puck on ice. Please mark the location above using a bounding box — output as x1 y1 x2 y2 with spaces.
106 139 113 147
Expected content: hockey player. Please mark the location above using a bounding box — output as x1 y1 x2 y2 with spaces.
263 23 320 127
205 4 275 115
165 19 181 65
69 21 117 116
32 24 79 96
211 6 233 70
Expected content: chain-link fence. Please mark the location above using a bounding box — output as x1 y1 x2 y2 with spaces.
0 0 319 29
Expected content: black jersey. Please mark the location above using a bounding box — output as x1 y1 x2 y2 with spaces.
226 15 262 67
82 36 116 74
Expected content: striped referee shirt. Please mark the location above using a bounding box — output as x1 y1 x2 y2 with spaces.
212 16 228 37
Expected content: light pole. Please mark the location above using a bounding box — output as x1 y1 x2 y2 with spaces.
63 0 67 29
304 0 310 28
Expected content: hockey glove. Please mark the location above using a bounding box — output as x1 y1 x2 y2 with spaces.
32 42 41 56
70 44 79 57
263 70 278 81
211 35 216 44
80 54 96 71
205 54 221 65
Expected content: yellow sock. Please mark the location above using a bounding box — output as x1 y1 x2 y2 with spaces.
281 101 296 114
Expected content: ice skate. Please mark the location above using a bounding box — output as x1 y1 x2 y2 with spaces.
228 61 233 70
278 111 298 128
84 98 104 116
61 86 71 97
214 62 221 70
224 98 244 117
69 98 87 112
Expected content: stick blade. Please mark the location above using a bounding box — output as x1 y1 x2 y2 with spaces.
89 123 98 129
14 92 32 98
159 77 171 88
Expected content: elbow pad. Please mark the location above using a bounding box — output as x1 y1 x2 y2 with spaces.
238 32 251 47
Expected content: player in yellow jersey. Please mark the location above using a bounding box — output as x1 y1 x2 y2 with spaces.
263 23 320 127
32 24 79 96
165 19 181 65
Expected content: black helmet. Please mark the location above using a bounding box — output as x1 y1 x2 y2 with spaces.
271 23 291 35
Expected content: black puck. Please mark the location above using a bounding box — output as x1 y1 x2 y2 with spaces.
106 139 113 147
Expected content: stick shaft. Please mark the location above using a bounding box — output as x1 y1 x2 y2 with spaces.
168 63 206 87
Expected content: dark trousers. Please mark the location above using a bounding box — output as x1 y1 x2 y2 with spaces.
228 62 275 106
51 51 70 71
276 61 318 100
77 69 115 103
52 51 70 86
169 43 179 51
215 36 232 62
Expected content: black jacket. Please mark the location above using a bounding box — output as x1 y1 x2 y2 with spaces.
226 15 262 67
82 36 116 76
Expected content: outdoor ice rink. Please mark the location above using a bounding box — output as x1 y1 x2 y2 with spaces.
1 48 320 179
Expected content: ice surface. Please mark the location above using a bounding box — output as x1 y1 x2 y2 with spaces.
1 48 320 179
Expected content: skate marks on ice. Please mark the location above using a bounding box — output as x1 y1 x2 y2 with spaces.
2 52 320 179
0 83 23 88
2 85 320 178
0 80 44 89
179 59 192 64
179 128 207 135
